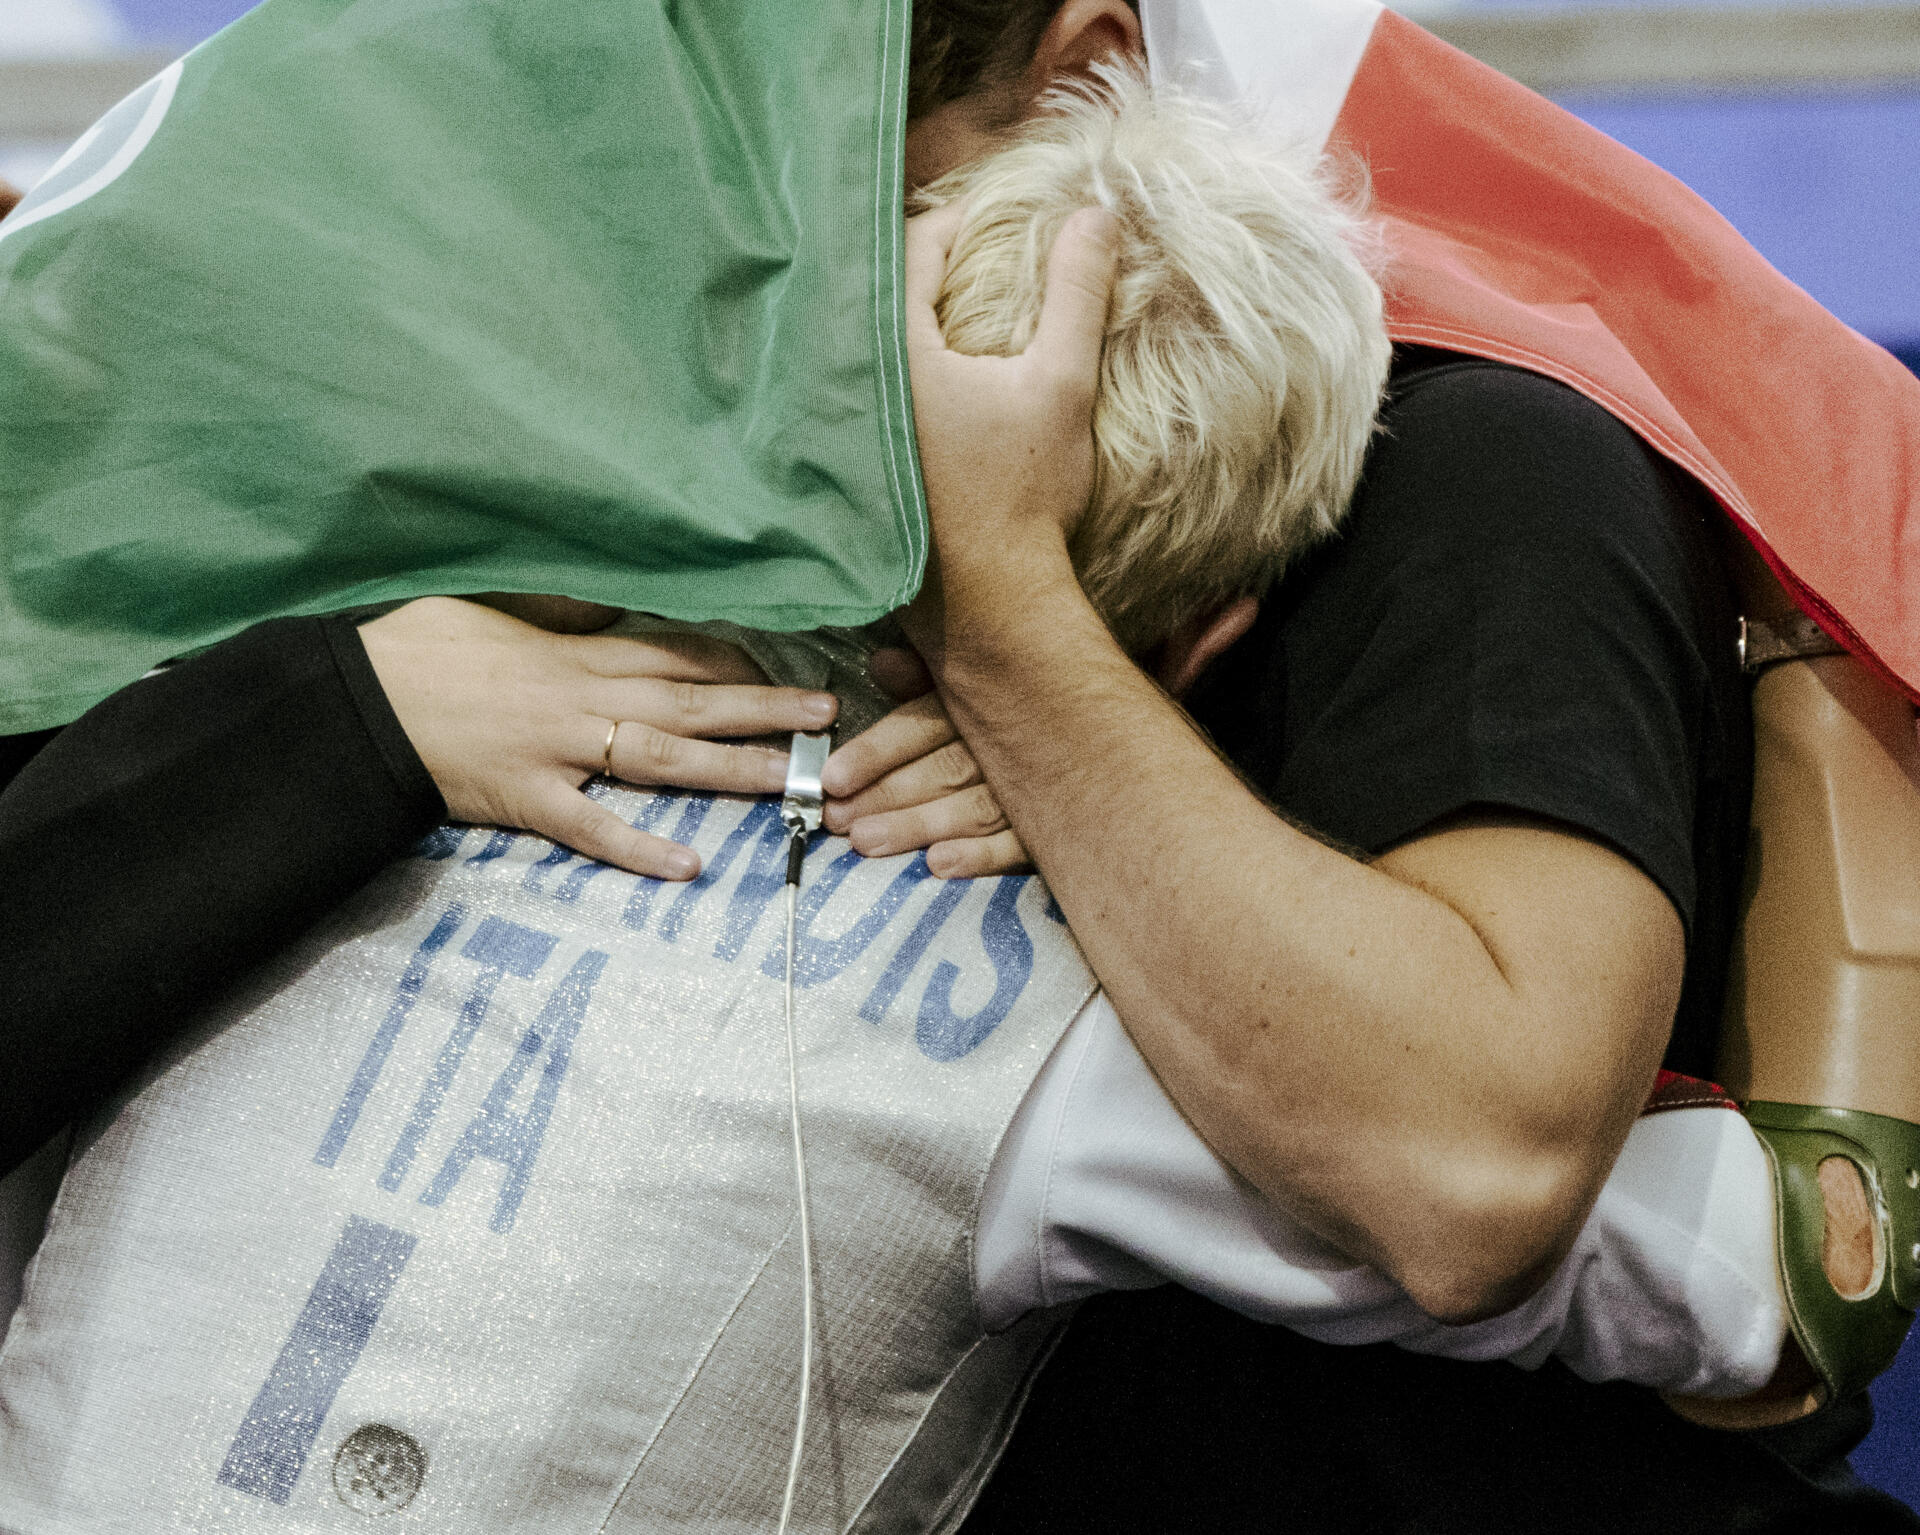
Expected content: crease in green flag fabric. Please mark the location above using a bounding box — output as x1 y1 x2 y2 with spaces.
0 0 926 732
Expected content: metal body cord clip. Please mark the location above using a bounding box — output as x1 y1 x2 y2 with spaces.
775 732 829 1534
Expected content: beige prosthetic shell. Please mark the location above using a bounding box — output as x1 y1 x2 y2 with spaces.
1718 547 1920 1123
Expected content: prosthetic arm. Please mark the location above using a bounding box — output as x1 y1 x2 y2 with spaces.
1715 544 1920 1415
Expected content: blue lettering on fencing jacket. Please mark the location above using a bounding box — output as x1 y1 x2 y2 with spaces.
419 949 609 1233
624 794 716 931
917 876 1036 1062
315 903 466 1169
219 1217 417 1504
714 806 803 961
323 801 1046 1214
380 917 557 1192
765 844 935 988
232 797 1064 1508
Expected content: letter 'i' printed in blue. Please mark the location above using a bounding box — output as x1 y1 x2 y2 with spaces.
217 1217 416 1504
316 905 465 1168
763 845 933 985
419 949 608 1232
379 918 556 1192
917 875 1035 1061
624 793 715 930
413 825 468 861
858 858 967 1025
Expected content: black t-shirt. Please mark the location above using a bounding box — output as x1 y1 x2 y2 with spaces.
960 350 1918 1534
1190 345 1748 1077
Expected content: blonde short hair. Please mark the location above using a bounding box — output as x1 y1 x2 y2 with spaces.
918 67 1391 654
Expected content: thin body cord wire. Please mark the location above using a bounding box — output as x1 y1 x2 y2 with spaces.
777 828 816 1535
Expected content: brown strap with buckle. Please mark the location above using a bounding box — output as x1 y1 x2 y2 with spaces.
1739 613 1848 673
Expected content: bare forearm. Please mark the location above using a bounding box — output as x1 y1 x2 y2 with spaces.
890 201 1679 1320
920 544 1673 1319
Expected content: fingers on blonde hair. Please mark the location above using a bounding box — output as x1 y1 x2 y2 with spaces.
918 64 1392 654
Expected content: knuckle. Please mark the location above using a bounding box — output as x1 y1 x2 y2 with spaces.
703 742 756 790
670 679 706 723
933 741 979 795
637 725 681 774
899 805 940 846
963 784 1007 835
551 799 603 854
860 776 911 819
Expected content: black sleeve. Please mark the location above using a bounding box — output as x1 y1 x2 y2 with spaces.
0 615 444 1176
1187 355 1749 1073
1194 355 1742 925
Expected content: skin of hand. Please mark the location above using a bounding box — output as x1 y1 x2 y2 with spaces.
815 193 1118 880
824 668 1028 879
817 0 1147 880
886 165 1690 1327
831 0 1834 1401
823 597 1260 877
359 597 835 881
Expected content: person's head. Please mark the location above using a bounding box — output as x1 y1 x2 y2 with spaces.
915 66 1391 655
907 1 1144 189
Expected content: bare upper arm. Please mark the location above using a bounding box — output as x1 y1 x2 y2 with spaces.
1369 811 1687 1314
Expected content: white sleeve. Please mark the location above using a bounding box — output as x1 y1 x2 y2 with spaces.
1391 1103 1788 1395
974 995 1787 1396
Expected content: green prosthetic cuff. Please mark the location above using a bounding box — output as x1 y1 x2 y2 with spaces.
1747 1101 1920 1403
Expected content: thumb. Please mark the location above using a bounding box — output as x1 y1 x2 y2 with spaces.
1028 206 1120 388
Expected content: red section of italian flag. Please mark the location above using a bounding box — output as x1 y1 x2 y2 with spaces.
1332 11 1920 701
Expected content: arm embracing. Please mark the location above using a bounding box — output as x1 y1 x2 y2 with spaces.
918 564 1681 1321
888 208 1714 1320
0 600 838 1176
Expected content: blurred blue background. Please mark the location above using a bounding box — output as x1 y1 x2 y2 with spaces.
1564 86 1920 348
2 0 1918 1511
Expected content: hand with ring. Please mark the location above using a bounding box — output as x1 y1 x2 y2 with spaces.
360 597 837 880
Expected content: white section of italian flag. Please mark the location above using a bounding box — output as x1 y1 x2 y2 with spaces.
1144 0 1920 702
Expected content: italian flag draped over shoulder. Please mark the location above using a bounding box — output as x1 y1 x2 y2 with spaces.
1146 0 1920 702
0 0 925 732
6 0 1919 733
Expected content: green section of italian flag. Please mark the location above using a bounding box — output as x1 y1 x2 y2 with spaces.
0 0 924 731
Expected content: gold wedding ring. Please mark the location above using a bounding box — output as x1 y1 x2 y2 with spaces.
602 719 621 780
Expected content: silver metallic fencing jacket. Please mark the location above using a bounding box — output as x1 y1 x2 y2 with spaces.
0 786 1095 1534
